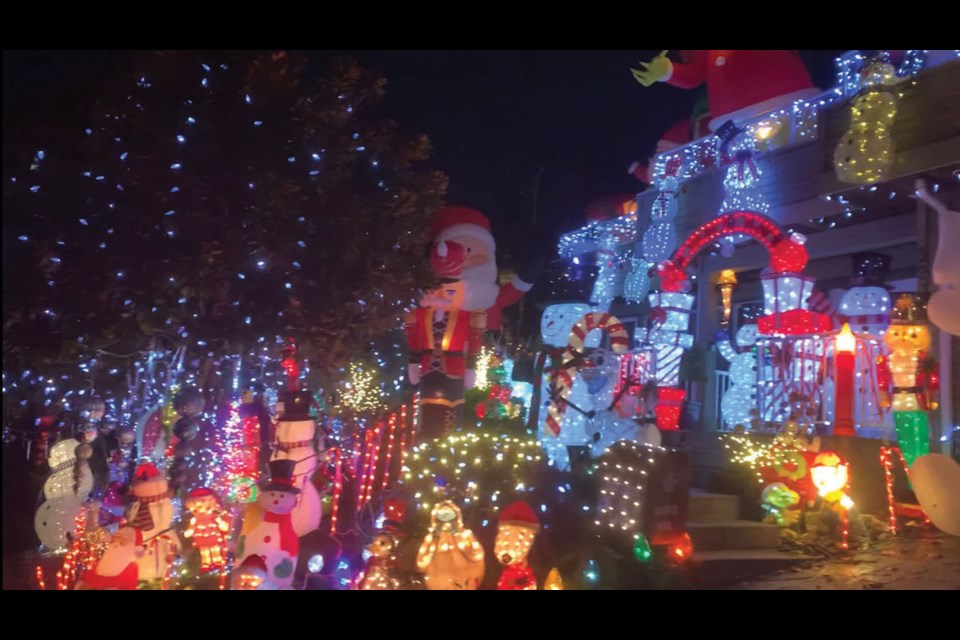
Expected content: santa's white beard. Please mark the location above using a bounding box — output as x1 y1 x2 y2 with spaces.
462 261 499 311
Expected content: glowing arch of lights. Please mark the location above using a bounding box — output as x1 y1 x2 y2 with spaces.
674 211 788 270
658 211 808 291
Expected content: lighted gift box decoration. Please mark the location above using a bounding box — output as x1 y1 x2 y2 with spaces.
640 290 695 431
595 441 690 557
757 233 832 336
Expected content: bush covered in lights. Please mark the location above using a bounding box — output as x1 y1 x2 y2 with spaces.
3 51 448 415
400 431 542 522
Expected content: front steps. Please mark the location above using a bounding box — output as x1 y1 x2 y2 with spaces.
687 490 812 587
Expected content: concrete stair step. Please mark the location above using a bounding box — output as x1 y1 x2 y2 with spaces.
690 550 815 589
692 550 813 563
688 491 740 523
688 520 781 551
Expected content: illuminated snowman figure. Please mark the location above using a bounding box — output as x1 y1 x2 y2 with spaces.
642 176 679 266
236 459 301 589
271 389 323 537
837 252 891 340
834 58 898 185
34 439 92 552
720 323 760 430
538 303 600 469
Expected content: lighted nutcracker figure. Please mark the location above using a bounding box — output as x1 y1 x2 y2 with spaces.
182 488 230 573
631 50 818 131
495 500 540 590
880 294 933 466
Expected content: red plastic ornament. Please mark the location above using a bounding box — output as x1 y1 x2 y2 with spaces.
657 261 688 293
770 238 808 273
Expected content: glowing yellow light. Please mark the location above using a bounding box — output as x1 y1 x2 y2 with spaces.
475 347 493 390
835 323 856 353
341 362 383 413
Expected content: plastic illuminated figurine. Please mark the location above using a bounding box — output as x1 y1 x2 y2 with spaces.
358 499 406 590
416 500 484 590
834 57 898 185
495 500 540 590
881 294 932 466
236 459 300 589
182 488 230 573
74 527 143 590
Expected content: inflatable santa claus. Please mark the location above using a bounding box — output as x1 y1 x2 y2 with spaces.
406 206 538 440
632 50 819 131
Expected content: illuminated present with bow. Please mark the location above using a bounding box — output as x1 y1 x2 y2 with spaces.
758 273 832 336
646 292 695 332
595 442 691 547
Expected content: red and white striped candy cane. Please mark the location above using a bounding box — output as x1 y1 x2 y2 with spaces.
546 312 630 435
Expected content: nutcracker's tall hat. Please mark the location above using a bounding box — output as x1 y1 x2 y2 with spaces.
890 292 928 325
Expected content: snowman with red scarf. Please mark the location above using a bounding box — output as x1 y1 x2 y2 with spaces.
236 459 300 589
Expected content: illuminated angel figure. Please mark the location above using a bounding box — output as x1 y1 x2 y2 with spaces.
416 500 484 590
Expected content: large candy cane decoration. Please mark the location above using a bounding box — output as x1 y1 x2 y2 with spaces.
546 312 630 435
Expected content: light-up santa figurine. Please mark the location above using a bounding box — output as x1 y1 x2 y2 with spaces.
495 500 540 590
236 459 300 589
631 50 818 131
74 527 143 590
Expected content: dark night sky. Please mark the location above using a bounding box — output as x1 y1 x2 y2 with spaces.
3 50 844 258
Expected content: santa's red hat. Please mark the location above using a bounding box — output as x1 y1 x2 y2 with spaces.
430 206 495 255
499 500 540 532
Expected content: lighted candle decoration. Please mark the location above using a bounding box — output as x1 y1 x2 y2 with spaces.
882 294 932 466
833 323 857 437
716 269 738 326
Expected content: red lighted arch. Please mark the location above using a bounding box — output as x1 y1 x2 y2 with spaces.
672 211 787 270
